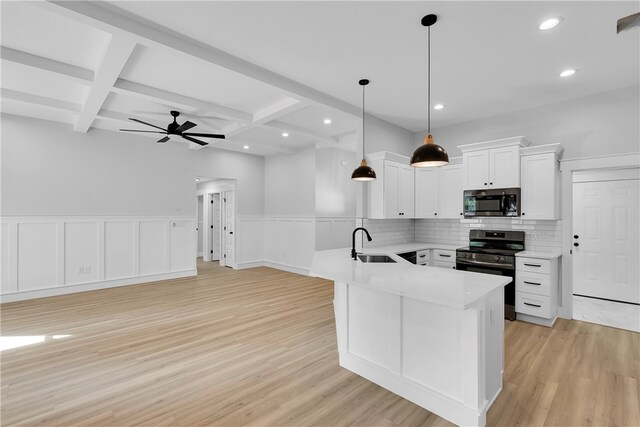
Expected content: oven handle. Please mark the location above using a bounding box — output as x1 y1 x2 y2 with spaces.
456 258 514 270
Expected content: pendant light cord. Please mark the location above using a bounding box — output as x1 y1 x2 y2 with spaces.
427 25 431 135
362 83 366 160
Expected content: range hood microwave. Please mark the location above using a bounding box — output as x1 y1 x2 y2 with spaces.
463 188 521 218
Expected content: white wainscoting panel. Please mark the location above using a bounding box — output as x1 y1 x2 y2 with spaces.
1 216 196 301
295 219 315 268
139 220 166 276
64 222 99 286
104 221 135 280
316 217 355 251
170 220 195 272
236 216 264 265
18 222 58 292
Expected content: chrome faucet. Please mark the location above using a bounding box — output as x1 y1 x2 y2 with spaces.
351 227 372 260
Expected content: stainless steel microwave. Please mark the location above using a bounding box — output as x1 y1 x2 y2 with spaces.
463 188 521 218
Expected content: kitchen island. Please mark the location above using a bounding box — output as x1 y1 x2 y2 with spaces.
310 247 510 427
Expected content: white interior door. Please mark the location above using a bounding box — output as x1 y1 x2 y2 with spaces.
573 172 639 304
211 194 221 261
197 196 203 257
222 191 235 268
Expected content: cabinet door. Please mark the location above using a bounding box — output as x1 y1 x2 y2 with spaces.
489 146 520 188
521 153 557 219
414 168 438 218
383 161 400 217
463 150 489 189
398 165 415 218
438 164 463 218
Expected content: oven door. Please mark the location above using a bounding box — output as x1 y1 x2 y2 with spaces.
456 260 516 320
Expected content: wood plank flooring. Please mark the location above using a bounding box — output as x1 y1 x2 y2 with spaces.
1 260 639 426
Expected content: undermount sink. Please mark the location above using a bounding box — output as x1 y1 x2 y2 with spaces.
358 254 396 263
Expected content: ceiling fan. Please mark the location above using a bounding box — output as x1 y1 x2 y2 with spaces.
119 111 225 146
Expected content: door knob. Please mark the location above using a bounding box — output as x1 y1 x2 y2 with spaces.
573 235 579 239
573 242 579 247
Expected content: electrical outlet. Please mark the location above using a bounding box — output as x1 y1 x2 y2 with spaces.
78 267 84 274
85 266 91 274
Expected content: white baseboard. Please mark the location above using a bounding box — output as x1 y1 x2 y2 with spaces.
235 261 266 270
516 313 557 327
0 270 197 303
263 261 309 276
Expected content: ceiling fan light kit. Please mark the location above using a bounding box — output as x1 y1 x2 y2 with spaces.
119 111 225 146
410 14 449 168
351 79 377 181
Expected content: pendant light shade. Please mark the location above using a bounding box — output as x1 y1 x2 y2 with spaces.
352 79 376 181
410 14 449 168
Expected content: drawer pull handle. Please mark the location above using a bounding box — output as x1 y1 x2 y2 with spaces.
419 254 426 257
439 254 452 258
524 302 542 308
523 281 541 286
524 263 541 267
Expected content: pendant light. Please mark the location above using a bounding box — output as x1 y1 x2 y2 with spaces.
410 14 449 168
351 79 376 181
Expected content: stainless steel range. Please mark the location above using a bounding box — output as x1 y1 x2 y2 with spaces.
456 230 525 320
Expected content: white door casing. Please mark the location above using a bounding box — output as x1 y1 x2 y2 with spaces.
573 172 639 304
212 194 221 261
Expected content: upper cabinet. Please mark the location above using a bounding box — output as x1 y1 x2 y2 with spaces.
459 136 531 190
520 144 564 220
367 152 414 219
414 158 463 219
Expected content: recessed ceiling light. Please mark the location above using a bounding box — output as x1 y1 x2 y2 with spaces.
243 145 250 150
539 17 562 30
323 118 332 124
282 132 289 137
195 177 201 182
433 104 445 110
560 69 576 77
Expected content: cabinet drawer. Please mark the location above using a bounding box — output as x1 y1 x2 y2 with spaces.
517 257 551 274
516 292 552 318
516 272 550 296
418 261 429 267
432 260 456 269
433 249 455 261
416 249 430 262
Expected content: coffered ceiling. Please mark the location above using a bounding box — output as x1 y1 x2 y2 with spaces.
1 1 638 156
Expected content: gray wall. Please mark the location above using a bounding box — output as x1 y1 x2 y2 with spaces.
414 86 640 159
1 114 195 216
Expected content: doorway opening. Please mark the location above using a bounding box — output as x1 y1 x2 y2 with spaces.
196 178 237 268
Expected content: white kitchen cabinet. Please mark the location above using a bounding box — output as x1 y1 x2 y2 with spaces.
437 163 463 218
367 152 414 219
432 249 456 269
459 136 531 190
515 255 559 327
414 168 438 218
414 158 463 219
520 144 563 220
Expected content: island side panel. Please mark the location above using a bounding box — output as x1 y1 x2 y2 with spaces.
333 281 504 427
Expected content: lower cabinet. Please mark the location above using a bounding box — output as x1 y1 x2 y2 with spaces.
515 256 559 327
417 249 430 266
432 249 456 269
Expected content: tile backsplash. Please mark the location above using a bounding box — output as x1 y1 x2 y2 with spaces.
414 218 562 252
361 218 415 248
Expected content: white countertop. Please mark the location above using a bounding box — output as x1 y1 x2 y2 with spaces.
515 250 562 260
366 242 461 253
310 247 510 310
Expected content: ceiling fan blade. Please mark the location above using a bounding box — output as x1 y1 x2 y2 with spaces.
129 118 167 131
119 129 167 133
182 132 226 139
175 120 197 133
182 135 208 146
157 136 170 143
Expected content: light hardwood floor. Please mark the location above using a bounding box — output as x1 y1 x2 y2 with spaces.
1 260 639 427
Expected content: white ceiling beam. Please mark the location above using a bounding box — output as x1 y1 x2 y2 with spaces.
1 88 82 112
0 46 93 84
225 97 308 137
266 120 339 145
36 1 362 118
112 78 252 123
74 36 136 132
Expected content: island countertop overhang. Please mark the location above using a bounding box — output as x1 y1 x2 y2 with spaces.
310 247 510 310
